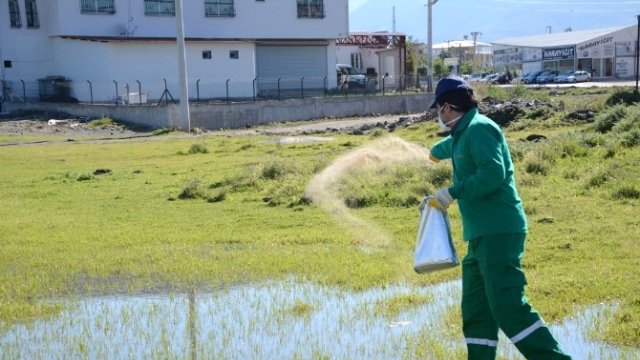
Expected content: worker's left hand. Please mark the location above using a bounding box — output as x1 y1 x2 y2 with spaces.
428 188 454 210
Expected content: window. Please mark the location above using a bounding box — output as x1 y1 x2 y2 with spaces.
144 0 175 16
204 0 235 17
297 0 324 18
25 0 39 28
81 0 115 14
9 0 21 28
4 61 13 68
229 50 239 59
202 50 212 59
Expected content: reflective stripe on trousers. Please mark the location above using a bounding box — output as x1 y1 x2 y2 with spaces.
510 319 544 344
465 319 544 348
465 338 498 347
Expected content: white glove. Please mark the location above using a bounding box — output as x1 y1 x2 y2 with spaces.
428 188 454 210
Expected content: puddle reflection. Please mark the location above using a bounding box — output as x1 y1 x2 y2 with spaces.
1 280 638 359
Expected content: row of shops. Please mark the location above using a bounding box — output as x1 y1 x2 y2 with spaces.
491 25 638 79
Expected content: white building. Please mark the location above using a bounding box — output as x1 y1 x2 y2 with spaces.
335 32 406 88
0 0 348 102
492 25 638 79
432 40 493 71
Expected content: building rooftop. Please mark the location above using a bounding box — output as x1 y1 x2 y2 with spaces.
432 40 491 50
491 26 631 48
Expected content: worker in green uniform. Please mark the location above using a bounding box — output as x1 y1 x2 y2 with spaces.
427 75 571 360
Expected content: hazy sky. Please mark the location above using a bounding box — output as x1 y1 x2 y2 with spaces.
349 0 640 43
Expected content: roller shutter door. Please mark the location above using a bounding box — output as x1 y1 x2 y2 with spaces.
256 45 327 93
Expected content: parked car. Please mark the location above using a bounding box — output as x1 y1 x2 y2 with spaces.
480 73 499 83
554 70 576 83
536 70 559 83
521 71 544 84
511 72 529 84
569 70 592 82
336 64 367 89
489 73 511 84
468 72 489 82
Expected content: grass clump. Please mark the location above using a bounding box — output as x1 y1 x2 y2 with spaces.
188 143 209 154
613 185 640 200
374 293 432 318
86 117 115 129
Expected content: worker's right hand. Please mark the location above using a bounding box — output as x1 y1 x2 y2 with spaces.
428 189 454 210
428 154 440 163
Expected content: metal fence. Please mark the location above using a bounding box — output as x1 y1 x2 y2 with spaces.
0 74 432 107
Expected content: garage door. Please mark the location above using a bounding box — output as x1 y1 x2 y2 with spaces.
256 45 328 93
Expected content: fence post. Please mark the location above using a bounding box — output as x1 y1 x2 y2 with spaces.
382 75 386 96
125 83 130 105
252 78 257 101
323 76 327 97
277 78 281 101
226 79 230 104
20 80 26 102
136 80 142 105
196 79 200 102
300 76 304 99
87 80 93 104
113 80 119 105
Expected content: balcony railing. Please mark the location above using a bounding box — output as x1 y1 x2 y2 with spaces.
144 0 175 16
204 0 235 17
80 0 116 14
297 1 324 18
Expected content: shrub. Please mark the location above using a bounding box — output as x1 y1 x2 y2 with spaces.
582 134 606 148
187 143 209 154
524 159 548 175
605 89 640 107
613 185 640 200
593 105 626 133
178 179 201 199
621 129 640 148
587 172 611 188
77 174 93 181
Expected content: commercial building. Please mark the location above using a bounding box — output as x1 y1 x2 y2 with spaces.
491 25 638 79
0 0 348 103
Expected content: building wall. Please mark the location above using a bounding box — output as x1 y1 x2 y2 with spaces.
50 39 257 102
47 1 348 39
1 0 346 101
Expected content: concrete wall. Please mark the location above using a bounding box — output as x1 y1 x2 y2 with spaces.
3 94 433 131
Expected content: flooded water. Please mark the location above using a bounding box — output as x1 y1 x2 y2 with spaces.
1 280 638 359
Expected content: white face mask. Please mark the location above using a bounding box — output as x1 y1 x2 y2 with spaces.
437 107 461 131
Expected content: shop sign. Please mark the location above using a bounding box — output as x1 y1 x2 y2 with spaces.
615 57 635 77
578 36 614 59
615 42 636 57
522 48 542 62
543 47 575 60
493 48 522 65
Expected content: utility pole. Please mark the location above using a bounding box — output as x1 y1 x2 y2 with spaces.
426 0 438 92
635 14 639 94
175 0 191 132
470 31 482 70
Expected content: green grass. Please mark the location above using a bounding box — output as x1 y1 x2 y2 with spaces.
1 87 640 351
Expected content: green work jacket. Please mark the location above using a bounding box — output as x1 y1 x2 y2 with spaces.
430 107 527 241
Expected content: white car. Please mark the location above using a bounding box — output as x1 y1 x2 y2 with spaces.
554 70 591 83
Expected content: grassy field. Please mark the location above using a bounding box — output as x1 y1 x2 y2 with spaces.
1 85 640 352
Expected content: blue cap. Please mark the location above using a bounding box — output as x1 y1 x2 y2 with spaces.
430 75 472 109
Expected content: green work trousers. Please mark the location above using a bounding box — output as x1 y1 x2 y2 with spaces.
461 233 571 360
